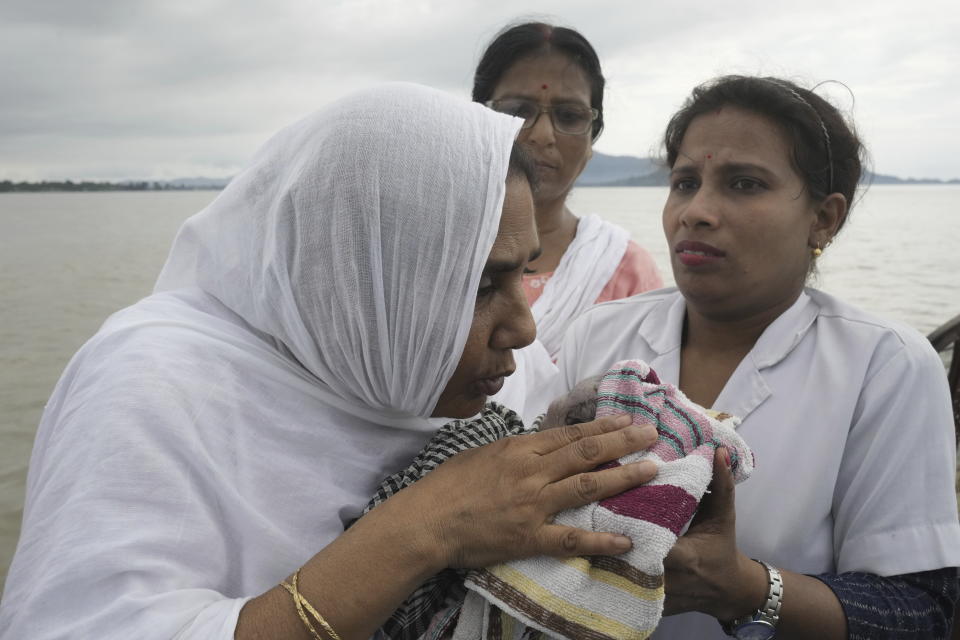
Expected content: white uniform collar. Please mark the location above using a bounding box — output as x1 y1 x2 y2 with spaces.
636 289 820 419
749 290 818 368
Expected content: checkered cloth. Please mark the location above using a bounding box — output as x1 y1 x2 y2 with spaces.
360 403 530 640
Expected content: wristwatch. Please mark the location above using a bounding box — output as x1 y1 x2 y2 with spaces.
720 560 783 639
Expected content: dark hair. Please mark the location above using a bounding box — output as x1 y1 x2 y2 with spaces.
473 22 605 141
664 75 865 231
507 141 539 192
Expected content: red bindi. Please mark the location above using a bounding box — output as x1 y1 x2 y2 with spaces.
706 154 712 160
541 84 549 90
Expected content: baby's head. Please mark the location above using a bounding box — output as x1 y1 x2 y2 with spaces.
540 374 603 430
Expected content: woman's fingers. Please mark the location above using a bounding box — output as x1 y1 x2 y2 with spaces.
538 420 658 482
541 459 658 513
535 523 634 557
686 447 736 532
527 413 634 455
408 414 659 570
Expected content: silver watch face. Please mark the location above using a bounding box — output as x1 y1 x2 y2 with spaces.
734 620 776 640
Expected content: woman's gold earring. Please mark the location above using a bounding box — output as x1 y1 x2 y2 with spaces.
812 244 823 258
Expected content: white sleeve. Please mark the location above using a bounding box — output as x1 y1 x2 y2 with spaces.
832 333 960 575
172 600 251 640
0 351 251 640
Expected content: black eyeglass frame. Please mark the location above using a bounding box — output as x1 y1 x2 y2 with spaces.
485 99 599 136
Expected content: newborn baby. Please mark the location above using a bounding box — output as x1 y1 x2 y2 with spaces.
540 373 604 430
457 360 755 640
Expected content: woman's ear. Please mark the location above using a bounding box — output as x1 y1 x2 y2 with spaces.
809 192 847 249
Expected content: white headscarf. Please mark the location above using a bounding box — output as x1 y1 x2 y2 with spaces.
155 82 519 421
0 83 523 640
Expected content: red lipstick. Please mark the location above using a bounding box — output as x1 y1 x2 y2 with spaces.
675 240 725 267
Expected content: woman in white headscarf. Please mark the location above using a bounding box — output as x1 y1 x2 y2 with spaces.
0 84 659 640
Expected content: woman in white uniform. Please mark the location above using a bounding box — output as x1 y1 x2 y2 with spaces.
556 76 960 639
0 84 661 640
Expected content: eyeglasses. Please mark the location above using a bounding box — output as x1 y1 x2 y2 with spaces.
485 98 598 136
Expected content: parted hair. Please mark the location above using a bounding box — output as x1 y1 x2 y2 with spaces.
473 22 605 141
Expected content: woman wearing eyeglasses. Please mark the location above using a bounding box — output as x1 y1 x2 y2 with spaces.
474 22 663 361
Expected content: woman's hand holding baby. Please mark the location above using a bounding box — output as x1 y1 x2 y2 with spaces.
392 413 657 572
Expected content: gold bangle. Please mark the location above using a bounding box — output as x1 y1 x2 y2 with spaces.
281 571 321 640
280 569 343 640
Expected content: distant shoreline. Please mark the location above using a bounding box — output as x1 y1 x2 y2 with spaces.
3 172 960 193
0 180 227 193
6 152 959 191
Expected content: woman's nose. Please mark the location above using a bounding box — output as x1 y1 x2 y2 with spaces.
524 109 557 146
494 289 537 351
678 187 721 228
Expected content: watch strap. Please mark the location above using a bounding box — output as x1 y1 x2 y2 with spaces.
720 559 783 635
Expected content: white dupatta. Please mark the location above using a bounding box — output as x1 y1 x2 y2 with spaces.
531 215 629 358
0 84 522 640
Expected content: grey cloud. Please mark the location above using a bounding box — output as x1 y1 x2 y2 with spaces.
1 0 959 180
0 0 145 30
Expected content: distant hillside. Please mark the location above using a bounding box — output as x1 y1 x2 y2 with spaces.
604 166 670 187
867 172 960 185
577 152 960 187
577 153 658 185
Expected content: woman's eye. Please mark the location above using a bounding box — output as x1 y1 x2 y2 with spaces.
514 106 535 119
554 106 588 127
476 275 496 298
506 102 537 119
671 177 698 192
731 177 764 191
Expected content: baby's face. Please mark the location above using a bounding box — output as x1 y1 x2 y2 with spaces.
540 374 603 430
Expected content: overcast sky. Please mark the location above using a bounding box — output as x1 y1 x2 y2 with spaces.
2 0 958 181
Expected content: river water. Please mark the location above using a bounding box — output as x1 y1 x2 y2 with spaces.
1 186 959 590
